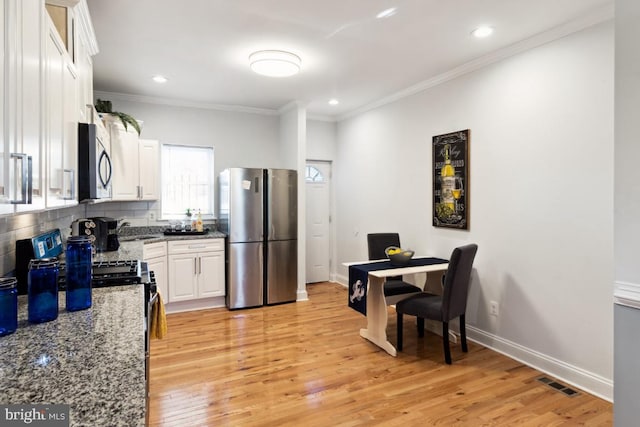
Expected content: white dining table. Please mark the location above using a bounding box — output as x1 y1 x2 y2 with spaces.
343 257 449 356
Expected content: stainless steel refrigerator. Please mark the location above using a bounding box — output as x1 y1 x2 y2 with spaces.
219 168 298 309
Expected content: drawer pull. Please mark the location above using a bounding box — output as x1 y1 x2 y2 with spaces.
188 245 206 249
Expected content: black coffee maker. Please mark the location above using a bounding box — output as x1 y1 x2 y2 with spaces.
91 217 120 251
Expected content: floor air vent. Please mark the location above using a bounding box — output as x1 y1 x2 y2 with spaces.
537 376 580 397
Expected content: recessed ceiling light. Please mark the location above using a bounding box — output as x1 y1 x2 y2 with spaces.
249 50 301 77
376 7 397 19
152 75 168 83
328 99 339 106
472 26 494 38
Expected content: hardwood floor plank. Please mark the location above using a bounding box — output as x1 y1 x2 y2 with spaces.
149 283 612 426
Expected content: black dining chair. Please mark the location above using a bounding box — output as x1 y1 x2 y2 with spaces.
395 243 478 364
367 233 422 305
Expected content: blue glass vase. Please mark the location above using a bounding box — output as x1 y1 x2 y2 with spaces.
28 258 59 324
65 236 93 311
0 277 18 336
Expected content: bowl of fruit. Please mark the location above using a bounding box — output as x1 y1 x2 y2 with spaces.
385 246 415 266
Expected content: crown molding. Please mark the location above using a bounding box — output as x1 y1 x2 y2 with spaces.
93 90 280 116
277 100 302 115
337 3 614 122
92 3 612 124
307 113 336 123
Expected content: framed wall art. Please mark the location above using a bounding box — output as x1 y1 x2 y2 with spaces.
433 129 469 230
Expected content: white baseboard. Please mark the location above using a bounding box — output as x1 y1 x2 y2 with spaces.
467 326 613 401
297 288 309 301
165 296 226 314
336 272 612 401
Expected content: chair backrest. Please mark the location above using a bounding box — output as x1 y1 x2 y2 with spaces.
367 233 401 260
367 233 403 281
441 244 478 321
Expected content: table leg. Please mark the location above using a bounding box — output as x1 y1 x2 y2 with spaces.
360 276 397 356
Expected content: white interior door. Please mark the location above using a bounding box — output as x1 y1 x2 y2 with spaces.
305 161 331 283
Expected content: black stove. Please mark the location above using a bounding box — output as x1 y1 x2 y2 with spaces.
58 259 151 289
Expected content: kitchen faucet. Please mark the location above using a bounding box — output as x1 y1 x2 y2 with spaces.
116 221 131 234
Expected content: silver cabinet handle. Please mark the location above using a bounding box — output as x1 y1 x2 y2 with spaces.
10 153 31 204
198 257 202 275
194 257 197 275
63 169 75 200
139 185 143 199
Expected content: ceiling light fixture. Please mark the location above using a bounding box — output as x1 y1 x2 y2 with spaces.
328 99 339 106
376 7 397 19
152 75 168 83
249 50 301 77
472 26 494 38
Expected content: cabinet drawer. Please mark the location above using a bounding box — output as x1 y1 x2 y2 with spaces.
168 238 224 254
144 241 167 258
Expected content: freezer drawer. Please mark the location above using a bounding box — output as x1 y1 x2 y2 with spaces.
227 242 263 309
266 239 297 305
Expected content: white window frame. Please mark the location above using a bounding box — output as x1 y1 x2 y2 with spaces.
160 144 215 220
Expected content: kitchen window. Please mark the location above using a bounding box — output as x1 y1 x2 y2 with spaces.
161 144 214 219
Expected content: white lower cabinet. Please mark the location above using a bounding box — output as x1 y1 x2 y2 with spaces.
167 239 225 303
143 241 168 303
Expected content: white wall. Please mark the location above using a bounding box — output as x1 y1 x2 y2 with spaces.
614 0 640 287
613 0 640 422
96 95 282 174
90 95 282 224
335 22 614 399
307 119 337 161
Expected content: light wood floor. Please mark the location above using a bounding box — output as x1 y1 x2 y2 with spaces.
149 283 612 426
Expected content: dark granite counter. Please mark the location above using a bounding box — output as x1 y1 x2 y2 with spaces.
0 286 146 427
94 228 226 263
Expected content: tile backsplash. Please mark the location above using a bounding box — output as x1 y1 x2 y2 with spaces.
0 206 85 276
85 201 163 227
1 201 216 277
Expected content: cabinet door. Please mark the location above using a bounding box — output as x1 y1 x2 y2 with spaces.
198 251 225 298
144 242 168 302
75 35 93 124
110 122 139 200
168 253 198 302
0 3 11 214
62 59 78 205
139 139 159 200
44 23 66 208
15 0 45 213
147 256 169 304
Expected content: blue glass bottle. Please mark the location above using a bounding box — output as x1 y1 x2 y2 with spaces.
65 236 93 311
0 277 18 336
28 258 59 324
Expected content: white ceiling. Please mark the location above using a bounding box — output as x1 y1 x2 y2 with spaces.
86 0 613 120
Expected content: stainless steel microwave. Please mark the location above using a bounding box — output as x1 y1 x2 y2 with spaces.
78 122 112 202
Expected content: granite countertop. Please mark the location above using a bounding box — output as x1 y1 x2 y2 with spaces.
0 286 146 427
93 227 226 263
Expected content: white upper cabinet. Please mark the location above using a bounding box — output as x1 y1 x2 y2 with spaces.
109 117 159 201
45 17 76 207
139 139 160 200
42 0 97 208
109 120 140 200
1 0 47 215
0 0 98 214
